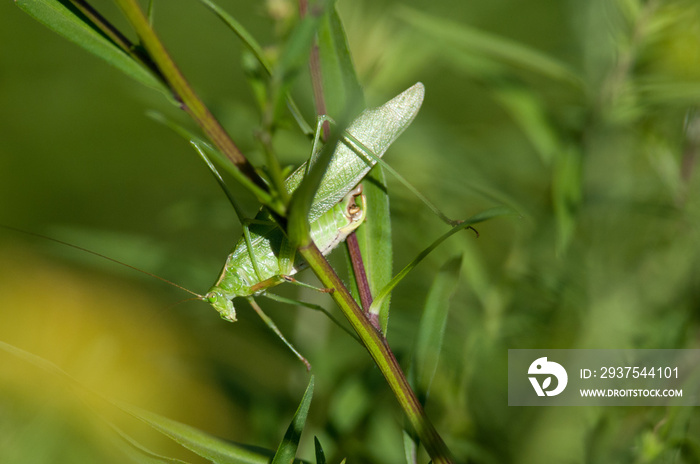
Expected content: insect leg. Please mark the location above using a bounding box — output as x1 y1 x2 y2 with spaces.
247 297 311 371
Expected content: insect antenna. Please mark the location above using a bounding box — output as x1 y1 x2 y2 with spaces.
0 224 203 299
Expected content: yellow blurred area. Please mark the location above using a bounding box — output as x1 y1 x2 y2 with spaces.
0 245 242 463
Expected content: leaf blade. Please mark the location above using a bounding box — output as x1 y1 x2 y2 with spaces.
271 376 315 464
370 207 515 314
414 256 462 401
16 0 166 92
354 165 393 333
397 6 581 85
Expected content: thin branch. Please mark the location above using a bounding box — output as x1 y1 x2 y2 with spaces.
112 0 269 200
297 241 456 464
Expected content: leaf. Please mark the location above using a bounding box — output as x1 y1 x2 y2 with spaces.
552 145 582 255
272 376 315 464
16 0 166 92
414 256 462 402
403 429 418 464
146 111 276 209
370 207 515 314
396 6 581 85
101 421 192 464
491 83 562 166
118 403 272 464
317 5 365 116
194 0 269 74
314 0 394 332
272 8 326 118
354 165 393 333
0 340 273 464
194 0 312 135
313 437 326 464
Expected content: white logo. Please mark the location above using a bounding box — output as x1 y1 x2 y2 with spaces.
528 357 568 396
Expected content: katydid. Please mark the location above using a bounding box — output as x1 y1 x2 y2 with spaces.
204 82 425 322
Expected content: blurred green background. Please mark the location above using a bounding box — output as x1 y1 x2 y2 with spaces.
2 0 700 462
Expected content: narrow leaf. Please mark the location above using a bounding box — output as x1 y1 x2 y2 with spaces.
354 165 393 333
317 5 365 116
370 207 514 314
16 0 166 92
313 437 326 464
195 0 269 73
272 376 315 464
414 256 462 401
552 145 582 254
194 0 312 135
273 10 326 116
491 84 562 165
102 421 192 464
396 6 581 85
116 402 270 464
403 429 418 464
146 111 277 211
0 340 272 464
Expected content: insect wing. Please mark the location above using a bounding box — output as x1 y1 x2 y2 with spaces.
284 82 425 223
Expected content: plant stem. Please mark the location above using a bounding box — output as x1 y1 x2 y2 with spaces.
346 232 375 315
298 241 456 464
112 0 267 198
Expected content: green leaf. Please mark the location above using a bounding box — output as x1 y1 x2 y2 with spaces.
195 0 313 135
414 256 462 401
313 437 326 464
146 111 277 211
16 0 166 92
396 6 581 85
354 165 393 333
0 340 272 464
402 429 418 464
101 421 192 463
317 5 365 116
491 83 562 166
194 0 270 74
273 8 327 118
117 403 270 464
370 207 515 314
272 376 315 464
552 145 582 255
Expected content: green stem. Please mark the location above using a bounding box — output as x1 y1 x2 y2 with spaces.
69 0 162 81
112 0 269 201
297 241 455 464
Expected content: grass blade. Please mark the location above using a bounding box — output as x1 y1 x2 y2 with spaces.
317 5 365 116
16 0 165 92
271 376 315 464
0 340 273 464
396 6 581 85
313 437 326 464
146 111 278 211
194 0 313 135
370 207 514 314
414 256 462 401
354 165 393 333
116 402 271 464
194 0 268 74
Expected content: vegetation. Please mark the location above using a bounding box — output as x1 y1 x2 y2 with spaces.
1 0 699 462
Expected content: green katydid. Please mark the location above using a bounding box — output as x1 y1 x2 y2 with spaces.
5 82 427 368
203 82 425 322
